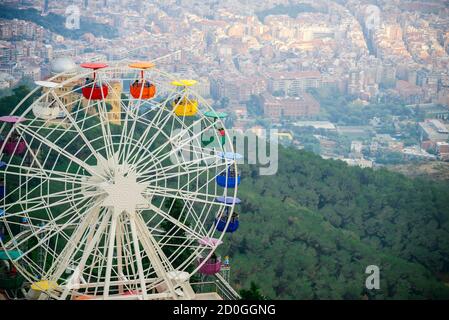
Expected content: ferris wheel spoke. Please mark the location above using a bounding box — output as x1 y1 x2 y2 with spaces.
120 218 138 281
159 231 208 272
128 214 149 299
133 214 180 296
143 186 221 208
127 92 191 168
171 175 227 235
137 158 222 188
116 96 151 163
115 106 134 166
149 106 207 155
141 203 205 243
4 186 105 215
15 123 105 179
93 79 120 161
9 197 101 252
52 92 108 166
95 100 115 161
124 93 177 167
3 164 92 184
114 82 155 164
156 203 206 241
103 212 118 299
137 152 223 184
10 198 103 268
58 208 112 299
3 171 102 217
5 138 88 182
129 123 181 169
22 123 77 134
5 175 102 205
133 120 215 173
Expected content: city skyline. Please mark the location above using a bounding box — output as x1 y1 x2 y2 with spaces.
1 0 449 168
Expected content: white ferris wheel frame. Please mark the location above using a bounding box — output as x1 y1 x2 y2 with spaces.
0 62 240 300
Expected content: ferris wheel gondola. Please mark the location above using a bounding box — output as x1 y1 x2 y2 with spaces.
214 196 241 233
171 79 198 116
129 62 156 100
201 111 227 147
33 81 66 120
80 63 109 100
0 116 27 156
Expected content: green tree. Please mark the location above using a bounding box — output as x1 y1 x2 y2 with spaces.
240 282 268 300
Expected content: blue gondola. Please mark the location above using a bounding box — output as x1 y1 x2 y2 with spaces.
216 168 241 188
215 196 241 205
217 152 243 161
215 197 241 233
0 184 4 199
215 216 239 233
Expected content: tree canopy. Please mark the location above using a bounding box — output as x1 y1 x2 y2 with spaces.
224 145 449 299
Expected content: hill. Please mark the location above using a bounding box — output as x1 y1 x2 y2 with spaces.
386 162 449 182
222 146 449 299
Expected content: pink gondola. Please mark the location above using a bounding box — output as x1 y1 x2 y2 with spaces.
0 116 27 156
0 116 26 123
198 255 221 275
198 237 223 247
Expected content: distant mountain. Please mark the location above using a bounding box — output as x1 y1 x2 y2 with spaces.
222 146 449 299
0 5 118 39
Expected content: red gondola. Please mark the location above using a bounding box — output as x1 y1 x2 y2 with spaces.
80 63 109 100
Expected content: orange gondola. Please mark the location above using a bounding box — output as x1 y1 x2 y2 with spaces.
129 62 156 100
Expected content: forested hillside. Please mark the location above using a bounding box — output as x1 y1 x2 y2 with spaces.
223 146 449 299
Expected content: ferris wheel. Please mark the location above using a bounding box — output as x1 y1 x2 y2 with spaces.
0 61 242 300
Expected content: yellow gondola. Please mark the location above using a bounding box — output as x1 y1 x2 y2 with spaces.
171 79 198 116
31 280 58 291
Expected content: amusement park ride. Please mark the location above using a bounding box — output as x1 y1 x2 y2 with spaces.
0 59 242 300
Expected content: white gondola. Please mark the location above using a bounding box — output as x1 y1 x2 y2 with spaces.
32 81 65 120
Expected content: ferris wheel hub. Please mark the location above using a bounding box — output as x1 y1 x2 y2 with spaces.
100 170 149 214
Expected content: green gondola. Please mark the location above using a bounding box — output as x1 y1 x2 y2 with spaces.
201 111 228 147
